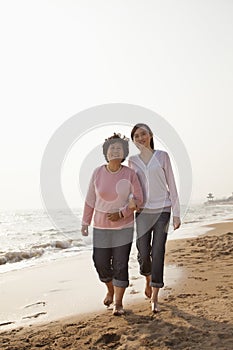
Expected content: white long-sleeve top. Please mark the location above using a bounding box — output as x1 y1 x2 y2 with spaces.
128 150 180 217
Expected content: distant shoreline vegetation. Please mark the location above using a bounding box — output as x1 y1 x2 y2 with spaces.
205 192 233 205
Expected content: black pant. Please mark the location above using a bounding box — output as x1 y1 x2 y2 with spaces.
136 212 170 288
92 227 133 288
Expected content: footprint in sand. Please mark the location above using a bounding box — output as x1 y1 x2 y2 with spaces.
24 301 46 308
59 279 70 283
130 276 139 280
188 276 207 281
22 312 47 320
23 301 47 320
95 332 121 346
48 288 67 293
129 288 139 295
177 293 196 298
0 321 15 327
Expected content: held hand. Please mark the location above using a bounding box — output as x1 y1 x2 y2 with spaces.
81 225 89 236
128 197 137 211
107 212 121 222
173 216 181 230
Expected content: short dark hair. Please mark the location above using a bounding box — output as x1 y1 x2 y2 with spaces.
131 123 154 149
102 133 129 163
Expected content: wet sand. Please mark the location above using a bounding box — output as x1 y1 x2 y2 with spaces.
0 249 182 330
0 220 232 349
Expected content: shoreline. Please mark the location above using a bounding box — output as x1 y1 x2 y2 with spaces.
1 214 232 275
0 219 233 349
0 247 184 331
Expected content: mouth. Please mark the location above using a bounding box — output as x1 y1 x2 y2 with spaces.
110 154 121 158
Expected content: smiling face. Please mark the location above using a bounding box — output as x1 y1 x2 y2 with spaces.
106 142 124 162
132 127 153 150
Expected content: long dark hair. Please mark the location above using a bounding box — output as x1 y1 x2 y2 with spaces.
131 123 154 149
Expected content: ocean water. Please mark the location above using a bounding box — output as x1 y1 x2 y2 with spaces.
0 204 233 274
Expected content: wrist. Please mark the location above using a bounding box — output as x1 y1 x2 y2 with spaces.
118 210 123 219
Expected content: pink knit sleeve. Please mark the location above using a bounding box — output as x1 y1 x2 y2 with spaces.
121 170 143 218
163 152 180 217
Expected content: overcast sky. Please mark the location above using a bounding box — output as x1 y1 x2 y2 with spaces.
0 0 233 210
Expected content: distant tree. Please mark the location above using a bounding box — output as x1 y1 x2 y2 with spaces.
207 193 214 201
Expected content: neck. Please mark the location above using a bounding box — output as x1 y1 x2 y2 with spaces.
107 160 122 172
140 146 154 155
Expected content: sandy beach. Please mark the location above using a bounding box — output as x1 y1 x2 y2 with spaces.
0 219 232 349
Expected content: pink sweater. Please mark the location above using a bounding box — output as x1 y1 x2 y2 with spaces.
82 165 143 229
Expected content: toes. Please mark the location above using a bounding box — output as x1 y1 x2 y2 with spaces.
103 298 113 307
103 293 113 307
112 305 125 316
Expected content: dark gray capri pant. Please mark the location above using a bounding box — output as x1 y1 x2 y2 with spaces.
136 211 171 288
92 227 134 288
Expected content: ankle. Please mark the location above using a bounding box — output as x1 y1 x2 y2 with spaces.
107 290 114 296
151 292 159 303
114 301 123 307
151 296 158 303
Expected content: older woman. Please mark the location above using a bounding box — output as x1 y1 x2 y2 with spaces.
81 133 143 316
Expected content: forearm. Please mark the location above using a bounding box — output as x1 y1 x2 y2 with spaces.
82 203 94 225
164 153 180 217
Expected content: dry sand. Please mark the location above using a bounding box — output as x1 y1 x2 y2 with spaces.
0 220 232 349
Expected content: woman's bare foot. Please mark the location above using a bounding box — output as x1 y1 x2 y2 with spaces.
112 304 125 316
151 286 160 312
145 285 152 298
145 275 152 298
151 301 160 313
103 292 114 307
103 281 114 307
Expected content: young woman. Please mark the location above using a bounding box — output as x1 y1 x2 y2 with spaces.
81 133 143 316
129 123 181 313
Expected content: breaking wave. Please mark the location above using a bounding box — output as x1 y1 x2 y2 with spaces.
0 239 85 266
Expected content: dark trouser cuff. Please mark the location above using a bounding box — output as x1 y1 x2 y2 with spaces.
100 277 112 283
113 278 129 288
150 282 164 288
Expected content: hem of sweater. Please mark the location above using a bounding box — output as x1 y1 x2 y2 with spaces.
139 206 171 214
93 224 134 230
